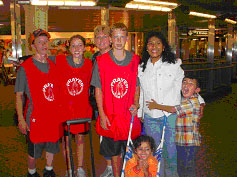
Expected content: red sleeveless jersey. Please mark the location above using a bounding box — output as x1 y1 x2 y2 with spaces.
22 57 63 143
96 52 141 141
56 55 92 134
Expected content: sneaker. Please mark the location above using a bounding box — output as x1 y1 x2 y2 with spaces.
100 166 113 177
43 168 56 177
27 172 40 177
77 167 86 177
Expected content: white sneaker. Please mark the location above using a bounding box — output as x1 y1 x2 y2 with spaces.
77 167 86 177
100 166 113 177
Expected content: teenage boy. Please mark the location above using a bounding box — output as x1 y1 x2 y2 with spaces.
90 25 114 177
146 76 202 177
15 29 62 177
91 23 141 177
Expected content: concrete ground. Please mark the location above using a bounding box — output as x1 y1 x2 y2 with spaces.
0 83 236 176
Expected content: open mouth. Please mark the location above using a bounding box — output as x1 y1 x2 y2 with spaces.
182 87 189 95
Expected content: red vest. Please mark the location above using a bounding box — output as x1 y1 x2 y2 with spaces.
56 55 92 134
96 52 141 141
22 57 63 143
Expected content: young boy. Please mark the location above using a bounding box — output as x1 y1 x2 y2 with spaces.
90 25 113 177
146 76 202 177
15 29 62 177
91 23 141 177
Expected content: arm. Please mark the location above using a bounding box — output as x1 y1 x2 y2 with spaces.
95 87 110 130
146 99 176 113
16 92 29 134
129 86 140 116
197 94 205 118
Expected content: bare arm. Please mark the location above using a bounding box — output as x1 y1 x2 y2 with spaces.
16 92 29 134
146 99 176 113
129 86 140 116
95 87 110 130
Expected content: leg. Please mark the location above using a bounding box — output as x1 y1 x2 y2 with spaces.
164 114 179 177
45 152 54 167
177 145 186 177
143 114 164 176
185 146 199 177
62 135 72 171
28 154 37 170
76 134 85 168
111 155 122 177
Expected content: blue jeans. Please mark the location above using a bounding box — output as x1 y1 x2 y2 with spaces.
176 146 199 177
144 114 179 177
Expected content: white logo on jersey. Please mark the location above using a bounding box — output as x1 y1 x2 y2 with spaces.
111 77 128 99
66 77 83 96
42 83 54 101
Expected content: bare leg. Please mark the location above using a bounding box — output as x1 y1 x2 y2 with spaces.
28 155 36 169
62 136 71 170
106 159 112 166
45 152 54 167
112 155 122 177
76 134 85 168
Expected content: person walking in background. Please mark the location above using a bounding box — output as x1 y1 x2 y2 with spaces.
91 23 141 177
55 35 93 177
15 29 62 177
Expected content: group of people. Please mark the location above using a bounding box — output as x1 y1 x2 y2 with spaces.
15 22 205 177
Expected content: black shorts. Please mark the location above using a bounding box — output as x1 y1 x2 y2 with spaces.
100 136 126 157
27 131 60 159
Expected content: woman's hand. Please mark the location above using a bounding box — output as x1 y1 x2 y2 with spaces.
146 99 158 110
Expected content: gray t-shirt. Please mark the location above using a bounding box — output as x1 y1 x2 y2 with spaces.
14 57 55 127
65 55 84 68
91 50 139 88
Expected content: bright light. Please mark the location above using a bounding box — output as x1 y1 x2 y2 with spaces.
138 4 151 10
134 0 177 7
65 1 81 6
31 0 47 5
0 0 3 6
48 1 65 6
161 7 171 12
81 1 96 6
225 18 237 24
125 3 139 8
189 11 216 19
150 6 161 11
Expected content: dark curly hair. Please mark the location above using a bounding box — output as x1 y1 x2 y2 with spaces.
133 135 156 153
140 31 176 72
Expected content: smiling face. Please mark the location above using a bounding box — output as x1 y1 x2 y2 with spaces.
135 142 152 161
111 29 128 51
182 78 200 98
95 31 110 53
32 35 49 56
147 36 164 62
69 38 85 58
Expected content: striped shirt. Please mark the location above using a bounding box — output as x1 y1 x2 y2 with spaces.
175 94 201 146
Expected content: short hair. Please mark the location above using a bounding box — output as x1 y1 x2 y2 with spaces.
133 135 156 153
31 29 50 44
110 23 128 36
183 76 200 88
69 34 86 46
94 25 110 39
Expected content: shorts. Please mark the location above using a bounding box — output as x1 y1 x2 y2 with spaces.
27 131 60 159
100 136 126 157
64 129 88 136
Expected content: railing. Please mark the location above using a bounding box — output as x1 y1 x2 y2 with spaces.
182 60 236 94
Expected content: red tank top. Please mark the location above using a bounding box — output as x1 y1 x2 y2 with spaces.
22 57 63 143
96 52 141 141
56 55 92 134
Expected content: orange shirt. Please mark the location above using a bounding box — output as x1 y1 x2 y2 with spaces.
125 154 158 177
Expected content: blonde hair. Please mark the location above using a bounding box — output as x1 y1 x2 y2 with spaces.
94 25 110 39
110 23 128 36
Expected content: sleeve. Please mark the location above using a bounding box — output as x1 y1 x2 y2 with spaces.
175 100 192 118
197 94 205 104
90 60 102 88
174 59 185 103
48 55 56 63
125 157 138 177
138 86 144 118
148 157 158 177
14 66 27 93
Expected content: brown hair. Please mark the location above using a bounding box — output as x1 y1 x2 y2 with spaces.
69 34 86 46
110 23 128 36
94 25 110 39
